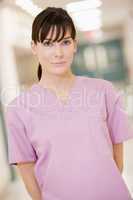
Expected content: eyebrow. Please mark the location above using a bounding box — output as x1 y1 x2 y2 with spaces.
44 36 72 41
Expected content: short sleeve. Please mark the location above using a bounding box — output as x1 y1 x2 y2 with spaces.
5 104 37 165
105 81 133 144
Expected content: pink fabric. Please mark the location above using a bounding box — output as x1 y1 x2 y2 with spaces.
5 76 133 200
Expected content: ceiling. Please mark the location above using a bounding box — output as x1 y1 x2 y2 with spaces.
4 0 133 42
32 0 132 28
5 0 132 28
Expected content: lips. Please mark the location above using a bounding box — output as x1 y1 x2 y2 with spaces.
51 62 67 67
52 62 66 64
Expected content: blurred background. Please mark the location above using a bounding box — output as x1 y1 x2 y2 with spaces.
0 0 133 199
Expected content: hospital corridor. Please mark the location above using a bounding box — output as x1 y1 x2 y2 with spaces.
0 0 133 199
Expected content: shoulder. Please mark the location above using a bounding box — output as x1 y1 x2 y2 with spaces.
80 76 121 104
5 84 36 118
5 84 40 126
80 76 114 91
7 83 38 106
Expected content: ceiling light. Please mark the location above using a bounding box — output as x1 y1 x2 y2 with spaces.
16 0 42 16
71 8 102 31
76 19 102 31
72 9 102 18
66 0 102 13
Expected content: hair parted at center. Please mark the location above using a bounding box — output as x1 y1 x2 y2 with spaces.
31 7 77 81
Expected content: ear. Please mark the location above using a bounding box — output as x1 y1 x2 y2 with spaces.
31 40 37 55
74 39 77 53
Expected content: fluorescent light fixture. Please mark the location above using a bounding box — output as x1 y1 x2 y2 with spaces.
76 19 102 31
66 0 102 12
71 9 102 31
72 9 102 18
16 0 42 16
65 0 103 31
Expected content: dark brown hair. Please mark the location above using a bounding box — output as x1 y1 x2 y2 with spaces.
31 7 76 81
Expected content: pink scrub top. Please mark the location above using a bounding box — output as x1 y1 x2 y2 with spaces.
5 76 133 200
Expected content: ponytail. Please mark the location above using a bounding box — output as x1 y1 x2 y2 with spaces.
37 63 42 81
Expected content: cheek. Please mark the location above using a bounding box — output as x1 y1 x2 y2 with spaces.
65 47 75 58
37 50 51 62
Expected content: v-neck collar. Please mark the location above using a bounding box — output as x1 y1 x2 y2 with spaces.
32 75 81 106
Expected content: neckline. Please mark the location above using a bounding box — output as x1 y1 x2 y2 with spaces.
32 75 81 106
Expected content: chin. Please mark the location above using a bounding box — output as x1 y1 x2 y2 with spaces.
52 65 70 73
51 67 70 75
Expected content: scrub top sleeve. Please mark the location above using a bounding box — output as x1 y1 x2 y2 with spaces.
5 105 37 165
105 81 133 144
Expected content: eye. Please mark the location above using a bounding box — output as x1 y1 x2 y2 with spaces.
62 40 71 45
43 41 53 47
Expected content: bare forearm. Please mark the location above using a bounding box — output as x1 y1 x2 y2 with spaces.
24 175 42 200
113 156 123 174
17 163 42 200
113 143 123 174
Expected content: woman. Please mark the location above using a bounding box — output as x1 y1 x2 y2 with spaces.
5 7 133 200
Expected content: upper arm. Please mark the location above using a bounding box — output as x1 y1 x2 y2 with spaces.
17 161 36 171
5 104 37 166
17 161 36 180
5 102 41 199
105 81 133 144
16 161 40 196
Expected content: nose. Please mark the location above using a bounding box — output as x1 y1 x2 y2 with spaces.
54 44 63 57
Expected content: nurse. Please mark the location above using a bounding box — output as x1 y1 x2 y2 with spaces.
5 7 133 200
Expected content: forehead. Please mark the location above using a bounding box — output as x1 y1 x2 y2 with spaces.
45 26 72 41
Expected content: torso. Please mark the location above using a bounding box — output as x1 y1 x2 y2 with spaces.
14 75 132 200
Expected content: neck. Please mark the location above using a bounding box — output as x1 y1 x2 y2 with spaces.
38 71 76 90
